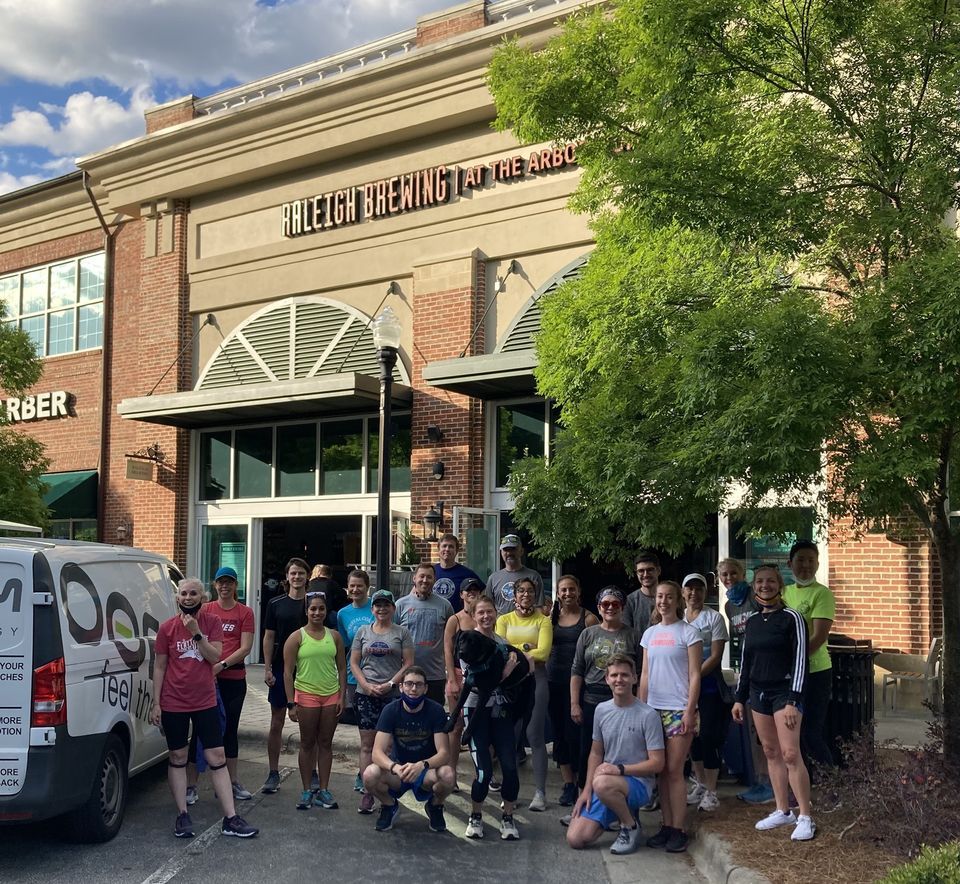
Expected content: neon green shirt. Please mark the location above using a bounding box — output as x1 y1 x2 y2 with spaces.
783 581 835 673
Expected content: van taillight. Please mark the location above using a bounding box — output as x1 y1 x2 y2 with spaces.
32 657 66 727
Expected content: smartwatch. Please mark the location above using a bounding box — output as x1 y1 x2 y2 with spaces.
286 702 295 710
193 632 203 642
617 763 626 776
422 760 430 770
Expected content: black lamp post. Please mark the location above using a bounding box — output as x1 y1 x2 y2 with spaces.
372 306 402 593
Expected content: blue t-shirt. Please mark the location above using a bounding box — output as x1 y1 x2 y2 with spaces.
432 563 481 613
375 697 447 763
337 602 374 685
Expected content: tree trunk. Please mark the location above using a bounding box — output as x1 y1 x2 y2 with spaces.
931 523 959 762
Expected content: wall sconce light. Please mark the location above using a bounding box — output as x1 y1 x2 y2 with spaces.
423 501 445 542
427 424 444 443
116 520 131 542
431 460 445 480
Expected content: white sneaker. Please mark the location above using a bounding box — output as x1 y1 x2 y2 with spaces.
756 809 798 831
698 790 720 812
185 786 198 806
500 814 519 840
791 815 816 841
528 789 546 812
465 813 484 839
686 779 705 805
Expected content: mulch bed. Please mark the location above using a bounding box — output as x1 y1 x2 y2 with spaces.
696 793 902 884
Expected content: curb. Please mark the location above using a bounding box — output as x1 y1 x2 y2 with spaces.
690 828 772 884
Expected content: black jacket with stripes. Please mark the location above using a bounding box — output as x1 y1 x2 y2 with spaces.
735 605 808 705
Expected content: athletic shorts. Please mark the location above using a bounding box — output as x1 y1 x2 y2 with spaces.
750 686 802 717
388 767 432 803
294 689 339 708
161 706 223 752
580 776 650 828
355 692 392 731
659 709 699 738
267 675 289 709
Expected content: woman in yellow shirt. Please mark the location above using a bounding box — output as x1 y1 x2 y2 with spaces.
496 577 553 811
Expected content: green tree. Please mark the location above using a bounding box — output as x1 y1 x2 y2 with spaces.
0 303 49 527
489 0 960 755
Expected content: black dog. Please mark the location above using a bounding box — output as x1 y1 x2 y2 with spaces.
445 629 531 744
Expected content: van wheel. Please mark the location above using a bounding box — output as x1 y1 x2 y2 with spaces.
65 734 129 843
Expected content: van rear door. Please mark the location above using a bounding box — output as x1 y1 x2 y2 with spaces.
0 552 33 796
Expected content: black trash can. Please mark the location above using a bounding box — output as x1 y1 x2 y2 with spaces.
827 636 875 765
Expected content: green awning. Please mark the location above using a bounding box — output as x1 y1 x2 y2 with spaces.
42 470 98 520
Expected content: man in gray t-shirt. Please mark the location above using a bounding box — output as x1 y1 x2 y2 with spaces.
486 534 547 614
394 563 453 705
567 655 665 856
622 551 660 634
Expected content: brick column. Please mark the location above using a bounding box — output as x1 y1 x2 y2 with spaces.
411 249 487 558
105 200 191 566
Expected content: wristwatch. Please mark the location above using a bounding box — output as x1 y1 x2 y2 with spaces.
617 763 626 776
193 632 203 642
422 760 430 770
286 702 295 710
390 762 398 775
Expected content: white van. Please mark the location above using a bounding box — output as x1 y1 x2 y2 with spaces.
0 538 183 841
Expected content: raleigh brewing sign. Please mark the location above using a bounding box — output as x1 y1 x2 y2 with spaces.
281 144 578 238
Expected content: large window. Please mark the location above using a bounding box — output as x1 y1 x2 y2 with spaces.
0 253 105 356
494 400 559 488
197 414 411 502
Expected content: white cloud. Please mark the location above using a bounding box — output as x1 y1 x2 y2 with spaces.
0 0 442 91
0 86 155 157
0 170 44 195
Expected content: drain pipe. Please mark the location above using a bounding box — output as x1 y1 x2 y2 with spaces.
82 171 117 544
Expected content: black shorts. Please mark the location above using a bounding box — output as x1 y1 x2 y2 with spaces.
267 676 289 709
354 692 392 732
749 686 802 717
161 706 223 752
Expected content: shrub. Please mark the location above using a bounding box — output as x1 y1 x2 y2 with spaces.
817 713 960 857
879 842 960 884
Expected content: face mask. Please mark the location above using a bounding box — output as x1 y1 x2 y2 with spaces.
179 600 201 615
402 691 425 710
792 576 816 587
726 581 750 607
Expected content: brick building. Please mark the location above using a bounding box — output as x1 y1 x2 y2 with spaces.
0 0 935 659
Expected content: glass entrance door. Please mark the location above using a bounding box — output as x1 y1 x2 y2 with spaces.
200 524 249 601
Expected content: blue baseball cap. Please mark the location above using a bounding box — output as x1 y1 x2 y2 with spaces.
214 566 238 582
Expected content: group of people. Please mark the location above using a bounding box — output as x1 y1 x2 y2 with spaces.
150 533 837 855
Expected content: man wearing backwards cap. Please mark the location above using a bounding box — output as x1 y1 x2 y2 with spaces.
486 534 547 615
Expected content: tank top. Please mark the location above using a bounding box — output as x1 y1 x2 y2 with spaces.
294 627 340 696
547 608 588 683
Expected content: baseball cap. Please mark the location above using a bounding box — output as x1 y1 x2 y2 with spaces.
499 534 521 550
214 566 238 582
460 577 485 594
682 573 709 589
370 589 395 605
596 586 625 606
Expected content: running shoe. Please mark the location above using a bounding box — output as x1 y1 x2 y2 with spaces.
698 790 720 812
559 813 572 827
376 801 400 831
489 778 502 793
500 813 519 841
465 813 484 839
646 825 673 848
610 824 642 855
666 828 690 853
559 782 577 807
425 798 447 833
738 782 775 804
640 787 660 812
185 785 198 807
261 770 280 794
755 809 798 831
686 779 705 805
174 811 194 838
528 789 546 812
296 790 313 810
221 815 259 838
309 770 321 792
358 792 375 814
232 782 253 801
791 815 817 841
354 772 364 793
314 788 338 809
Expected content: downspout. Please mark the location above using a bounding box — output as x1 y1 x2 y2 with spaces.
82 171 116 544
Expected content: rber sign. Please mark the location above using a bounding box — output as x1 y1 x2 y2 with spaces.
3 391 70 424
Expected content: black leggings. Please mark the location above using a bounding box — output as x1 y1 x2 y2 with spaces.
800 668 835 769
691 689 730 770
465 704 520 804
547 680 581 773
189 678 246 761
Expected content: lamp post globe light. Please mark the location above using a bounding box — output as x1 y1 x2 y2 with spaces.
372 306 402 593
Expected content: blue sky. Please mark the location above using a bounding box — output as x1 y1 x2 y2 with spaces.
0 0 442 194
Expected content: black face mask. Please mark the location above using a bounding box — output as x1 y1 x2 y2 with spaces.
179 600 201 615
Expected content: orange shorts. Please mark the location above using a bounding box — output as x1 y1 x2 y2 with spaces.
294 689 339 708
